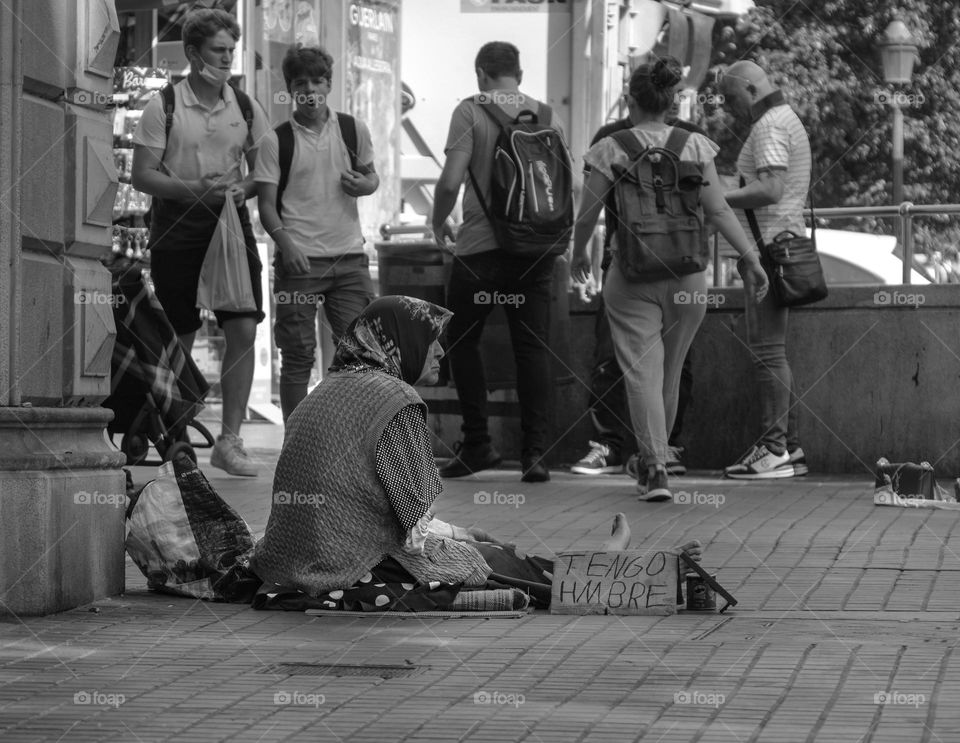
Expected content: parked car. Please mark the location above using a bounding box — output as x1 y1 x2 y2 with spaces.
811 229 929 285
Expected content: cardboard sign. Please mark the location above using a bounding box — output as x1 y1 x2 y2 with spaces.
550 550 678 615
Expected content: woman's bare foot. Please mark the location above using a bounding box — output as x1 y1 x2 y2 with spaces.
600 513 632 550
671 539 703 562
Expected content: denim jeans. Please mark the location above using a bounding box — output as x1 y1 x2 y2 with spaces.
603 263 706 468
744 289 801 455
274 253 374 388
444 250 556 455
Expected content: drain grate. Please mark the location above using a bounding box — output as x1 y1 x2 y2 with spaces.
259 662 426 679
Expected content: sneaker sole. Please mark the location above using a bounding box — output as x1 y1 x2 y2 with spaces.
792 463 809 476
726 466 798 480
570 464 623 475
639 489 672 502
665 464 687 476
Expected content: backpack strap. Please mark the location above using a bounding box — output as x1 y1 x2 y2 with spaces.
663 126 692 158
232 85 256 148
159 83 176 162
274 121 294 218
609 129 647 161
336 112 360 172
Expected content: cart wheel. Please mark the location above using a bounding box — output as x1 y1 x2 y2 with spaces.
121 433 149 466
164 441 197 465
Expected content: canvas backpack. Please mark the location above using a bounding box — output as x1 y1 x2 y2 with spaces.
274 114 359 217
608 127 709 282
468 102 574 257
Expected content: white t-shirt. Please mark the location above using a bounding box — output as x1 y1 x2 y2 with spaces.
254 112 375 258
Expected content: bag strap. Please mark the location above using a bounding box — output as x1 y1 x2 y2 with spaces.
609 129 646 161
274 121 294 218
742 168 819 249
160 83 176 162
337 112 360 172
663 126 692 158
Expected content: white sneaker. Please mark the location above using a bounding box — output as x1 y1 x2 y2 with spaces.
788 447 808 476
210 434 259 477
725 445 793 480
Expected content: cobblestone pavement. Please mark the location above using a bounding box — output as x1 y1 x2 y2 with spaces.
2 422 959 742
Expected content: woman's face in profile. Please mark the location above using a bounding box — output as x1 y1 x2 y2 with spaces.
415 339 445 386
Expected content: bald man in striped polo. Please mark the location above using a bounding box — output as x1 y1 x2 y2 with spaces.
720 61 811 480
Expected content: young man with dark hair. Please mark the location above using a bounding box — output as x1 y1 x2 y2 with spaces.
431 41 565 483
255 45 378 422
132 7 270 476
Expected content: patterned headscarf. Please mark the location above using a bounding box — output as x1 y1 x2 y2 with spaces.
330 296 452 384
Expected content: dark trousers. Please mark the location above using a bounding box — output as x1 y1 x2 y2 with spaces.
590 291 693 457
444 250 556 455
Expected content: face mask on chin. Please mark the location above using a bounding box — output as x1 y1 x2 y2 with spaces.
197 61 232 87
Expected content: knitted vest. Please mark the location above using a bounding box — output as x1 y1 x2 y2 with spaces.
251 370 490 594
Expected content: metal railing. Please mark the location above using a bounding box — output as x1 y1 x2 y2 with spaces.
712 203 960 286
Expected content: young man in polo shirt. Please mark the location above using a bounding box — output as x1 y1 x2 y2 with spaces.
255 45 378 422
132 8 270 477
720 60 810 479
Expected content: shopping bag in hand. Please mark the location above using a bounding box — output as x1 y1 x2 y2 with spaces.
196 197 255 312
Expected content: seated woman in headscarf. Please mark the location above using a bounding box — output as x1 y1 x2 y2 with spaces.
251 296 700 612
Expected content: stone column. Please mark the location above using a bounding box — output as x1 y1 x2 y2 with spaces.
0 0 126 616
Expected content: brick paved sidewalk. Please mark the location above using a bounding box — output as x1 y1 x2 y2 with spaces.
1 422 958 742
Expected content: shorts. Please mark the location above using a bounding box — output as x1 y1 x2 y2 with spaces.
148 202 265 335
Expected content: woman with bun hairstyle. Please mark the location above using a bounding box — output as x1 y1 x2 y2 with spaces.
571 56 768 502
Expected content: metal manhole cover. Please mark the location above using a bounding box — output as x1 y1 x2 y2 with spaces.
259 663 426 679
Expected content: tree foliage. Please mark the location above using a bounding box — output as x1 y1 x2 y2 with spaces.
697 0 960 254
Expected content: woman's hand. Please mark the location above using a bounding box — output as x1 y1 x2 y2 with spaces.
570 244 592 285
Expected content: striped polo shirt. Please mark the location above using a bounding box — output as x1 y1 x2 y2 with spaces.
737 93 811 245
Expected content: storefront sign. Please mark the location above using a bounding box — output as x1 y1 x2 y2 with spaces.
550 550 679 615
461 0 572 12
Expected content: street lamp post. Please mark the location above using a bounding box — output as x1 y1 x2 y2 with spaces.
879 18 918 207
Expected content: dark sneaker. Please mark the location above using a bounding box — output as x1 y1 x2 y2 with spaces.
628 451 685 478
638 465 672 502
570 441 622 475
788 447 808 476
521 451 550 483
439 441 502 478
725 445 793 480
666 445 687 476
